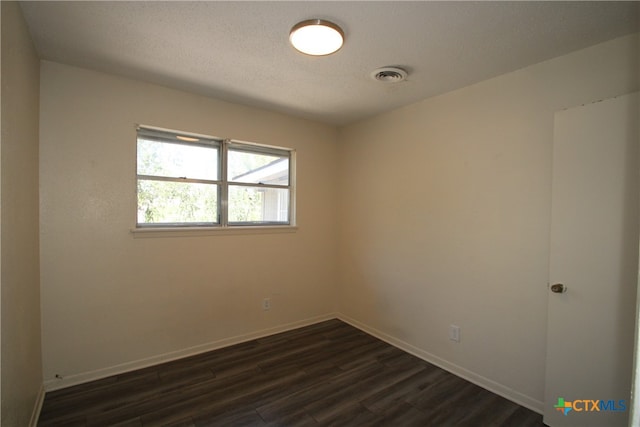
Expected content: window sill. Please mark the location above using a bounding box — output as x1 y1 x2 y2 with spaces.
130 225 298 238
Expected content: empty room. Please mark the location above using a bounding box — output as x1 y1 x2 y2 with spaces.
2 1 639 426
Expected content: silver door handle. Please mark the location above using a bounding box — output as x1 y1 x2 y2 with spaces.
551 283 567 293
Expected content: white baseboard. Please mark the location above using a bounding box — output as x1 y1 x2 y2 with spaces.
42 312 544 416
29 383 46 427
44 312 338 392
336 313 544 415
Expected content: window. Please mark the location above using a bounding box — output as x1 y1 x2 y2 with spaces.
136 126 294 228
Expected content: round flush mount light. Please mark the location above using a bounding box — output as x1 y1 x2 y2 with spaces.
290 19 344 56
371 67 408 83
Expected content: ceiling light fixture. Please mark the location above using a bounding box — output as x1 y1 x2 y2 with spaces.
289 19 344 56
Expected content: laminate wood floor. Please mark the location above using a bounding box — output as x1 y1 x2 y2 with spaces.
38 319 546 427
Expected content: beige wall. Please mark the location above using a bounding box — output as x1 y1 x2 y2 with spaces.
1 1 43 425
39 61 339 388
337 33 639 411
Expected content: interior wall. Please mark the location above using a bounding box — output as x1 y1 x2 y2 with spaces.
39 61 339 388
1 1 43 425
336 33 639 411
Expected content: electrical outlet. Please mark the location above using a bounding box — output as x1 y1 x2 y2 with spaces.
449 325 460 343
262 298 271 311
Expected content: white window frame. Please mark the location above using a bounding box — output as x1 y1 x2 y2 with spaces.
134 125 296 233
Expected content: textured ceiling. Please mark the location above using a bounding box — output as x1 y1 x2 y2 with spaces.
20 1 639 126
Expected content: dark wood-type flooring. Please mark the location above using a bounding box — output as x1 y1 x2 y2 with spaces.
38 319 546 427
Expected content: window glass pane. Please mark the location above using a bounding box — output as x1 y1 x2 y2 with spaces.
137 139 219 180
228 149 289 185
137 180 218 225
228 186 289 224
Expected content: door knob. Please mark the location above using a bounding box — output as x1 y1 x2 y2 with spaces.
551 283 567 293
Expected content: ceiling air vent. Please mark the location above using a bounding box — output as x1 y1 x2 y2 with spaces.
371 67 408 83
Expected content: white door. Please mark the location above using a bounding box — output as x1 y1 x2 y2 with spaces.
543 93 639 426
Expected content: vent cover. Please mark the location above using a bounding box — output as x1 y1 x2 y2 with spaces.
371 67 408 83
